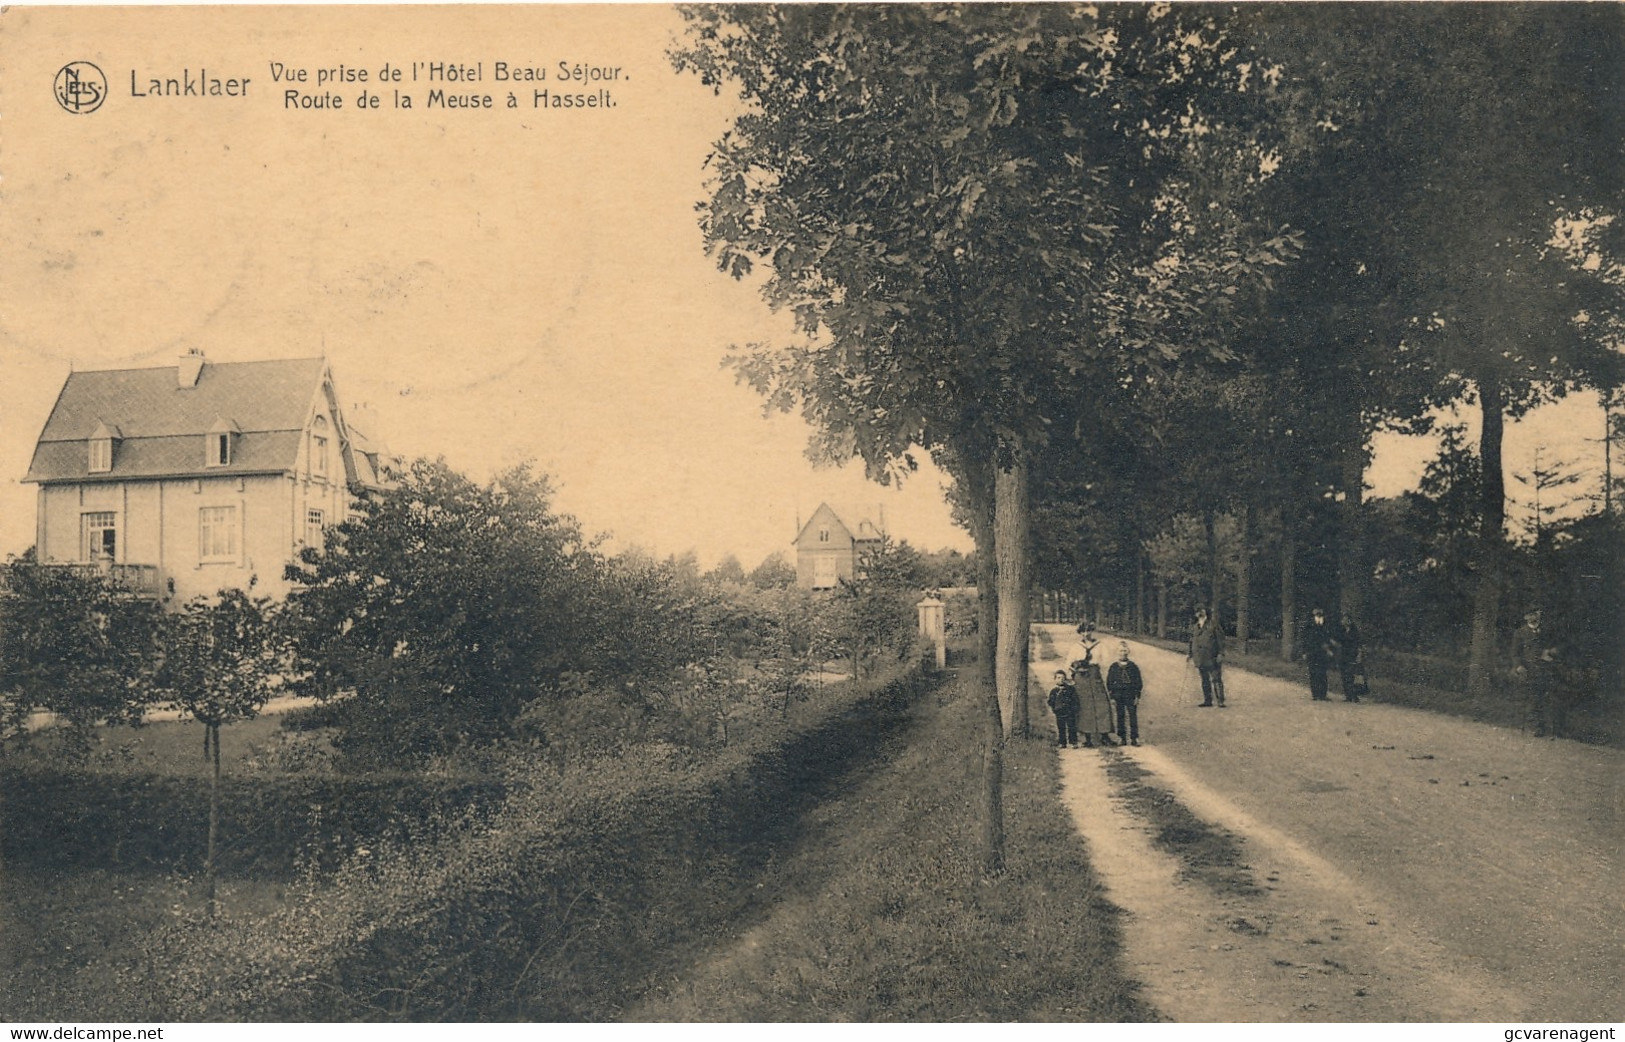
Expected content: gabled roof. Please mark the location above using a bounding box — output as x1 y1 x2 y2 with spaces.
343 424 397 490
793 502 886 547
25 357 338 484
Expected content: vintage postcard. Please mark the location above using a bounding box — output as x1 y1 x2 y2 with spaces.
1 4 1619 1028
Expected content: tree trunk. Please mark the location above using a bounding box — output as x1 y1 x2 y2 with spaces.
1236 504 1253 648
1136 553 1148 635
1205 509 1222 624
1339 436 1368 625
966 465 1005 877
206 721 221 918
1468 377 1507 696
1280 508 1298 661
1156 582 1168 639
994 452 1031 740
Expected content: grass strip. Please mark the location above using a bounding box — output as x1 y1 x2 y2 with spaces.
631 666 1154 1022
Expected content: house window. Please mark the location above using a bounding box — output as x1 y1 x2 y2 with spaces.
199 505 239 562
208 432 232 467
819 527 830 543
89 437 112 473
813 555 837 589
81 512 116 562
311 416 329 478
305 508 325 552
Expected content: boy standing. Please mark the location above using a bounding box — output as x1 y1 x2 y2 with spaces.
1047 668 1080 748
1105 642 1144 747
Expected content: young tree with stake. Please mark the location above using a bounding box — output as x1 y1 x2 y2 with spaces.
154 588 278 917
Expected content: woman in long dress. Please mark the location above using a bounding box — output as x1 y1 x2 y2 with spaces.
1068 625 1115 747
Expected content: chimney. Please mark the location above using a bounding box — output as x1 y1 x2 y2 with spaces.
178 348 205 389
347 400 378 438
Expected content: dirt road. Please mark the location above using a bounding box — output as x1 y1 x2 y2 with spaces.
1035 626 1623 1022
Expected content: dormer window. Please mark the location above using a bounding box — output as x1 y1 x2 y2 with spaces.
88 421 119 474
206 417 239 467
311 415 329 479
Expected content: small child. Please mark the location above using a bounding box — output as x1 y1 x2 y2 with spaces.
1105 641 1144 747
1047 669 1080 748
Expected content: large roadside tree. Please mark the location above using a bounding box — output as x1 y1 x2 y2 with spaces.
673 4 1299 873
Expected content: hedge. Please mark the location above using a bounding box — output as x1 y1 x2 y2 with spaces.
1 771 504 878
138 663 940 1021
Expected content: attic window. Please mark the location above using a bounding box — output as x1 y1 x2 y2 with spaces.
819 527 830 543
88 421 118 474
311 415 329 478
206 418 238 467
89 437 112 473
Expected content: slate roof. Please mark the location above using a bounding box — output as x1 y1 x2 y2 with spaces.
25 358 328 484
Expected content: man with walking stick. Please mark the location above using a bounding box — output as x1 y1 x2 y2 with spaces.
1189 607 1226 708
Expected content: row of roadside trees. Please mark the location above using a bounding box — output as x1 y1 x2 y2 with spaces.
671 4 1625 874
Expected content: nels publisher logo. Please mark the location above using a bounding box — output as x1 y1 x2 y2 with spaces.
55 61 107 114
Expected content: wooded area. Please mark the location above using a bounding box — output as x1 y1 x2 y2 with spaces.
674 4 1625 871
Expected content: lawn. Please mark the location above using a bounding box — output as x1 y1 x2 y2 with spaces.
0 714 327 1020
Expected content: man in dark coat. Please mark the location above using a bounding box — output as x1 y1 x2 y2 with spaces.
1337 612 1364 702
1510 609 1562 737
1305 607 1339 701
1105 641 1144 746
1047 669 1080 748
1188 607 1225 707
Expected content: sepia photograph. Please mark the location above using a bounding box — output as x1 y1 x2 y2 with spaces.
0 2 1620 1026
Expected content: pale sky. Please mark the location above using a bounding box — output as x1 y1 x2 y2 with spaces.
0 5 971 570
0 7 1612 570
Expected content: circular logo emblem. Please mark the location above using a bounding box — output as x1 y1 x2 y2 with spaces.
55 61 107 114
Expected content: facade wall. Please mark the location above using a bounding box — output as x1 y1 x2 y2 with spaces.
166 473 290 602
796 545 855 589
33 470 344 604
796 503 853 590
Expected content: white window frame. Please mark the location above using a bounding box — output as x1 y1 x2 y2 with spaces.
81 511 117 562
207 432 232 468
305 508 325 551
89 437 112 473
198 505 239 563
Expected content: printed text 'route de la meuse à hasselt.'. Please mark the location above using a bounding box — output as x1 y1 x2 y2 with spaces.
269 60 624 110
